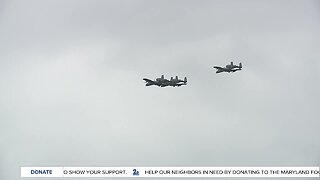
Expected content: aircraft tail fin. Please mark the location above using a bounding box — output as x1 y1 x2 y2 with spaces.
231 61 233 65
170 77 173 81
161 75 164 79
239 63 242 68
176 76 178 80
184 77 187 83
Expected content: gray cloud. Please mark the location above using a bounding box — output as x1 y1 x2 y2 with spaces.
1 0 319 180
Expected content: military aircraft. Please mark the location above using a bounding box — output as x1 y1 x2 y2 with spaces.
213 62 242 73
168 76 187 87
143 75 170 87
143 75 187 87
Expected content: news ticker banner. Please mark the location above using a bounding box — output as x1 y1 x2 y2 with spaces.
21 166 320 178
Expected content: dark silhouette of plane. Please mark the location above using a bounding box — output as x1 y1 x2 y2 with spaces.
143 75 187 87
214 62 242 73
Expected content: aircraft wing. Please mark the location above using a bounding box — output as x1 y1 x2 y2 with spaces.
231 68 241 72
143 78 154 83
213 66 224 70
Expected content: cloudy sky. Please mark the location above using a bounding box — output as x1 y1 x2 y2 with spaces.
1 0 319 179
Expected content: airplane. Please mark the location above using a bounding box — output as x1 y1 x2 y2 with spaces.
143 75 171 87
143 75 187 87
213 61 242 73
168 76 187 87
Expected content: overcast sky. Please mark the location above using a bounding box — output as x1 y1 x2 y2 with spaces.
1 0 320 179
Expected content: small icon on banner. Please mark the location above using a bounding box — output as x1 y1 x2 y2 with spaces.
133 169 139 176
